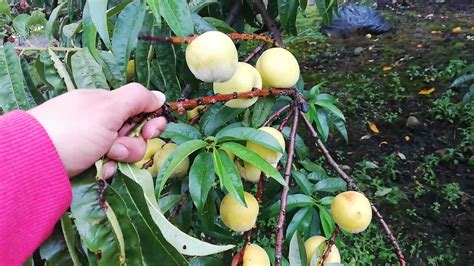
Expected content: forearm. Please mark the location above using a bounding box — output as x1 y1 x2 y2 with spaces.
0 111 72 265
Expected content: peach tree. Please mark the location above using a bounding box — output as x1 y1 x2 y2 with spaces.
0 0 406 265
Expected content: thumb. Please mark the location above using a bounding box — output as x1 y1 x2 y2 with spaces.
111 83 166 120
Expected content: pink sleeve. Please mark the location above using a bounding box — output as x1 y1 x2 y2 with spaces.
0 110 72 265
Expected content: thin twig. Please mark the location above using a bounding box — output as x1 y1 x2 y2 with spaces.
299 111 406 266
320 226 339 265
275 106 299 265
1 46 82 52
243 41 267 63
167 192 189 221
262 104 291 127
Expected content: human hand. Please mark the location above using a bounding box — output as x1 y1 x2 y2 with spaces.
28 83 167 178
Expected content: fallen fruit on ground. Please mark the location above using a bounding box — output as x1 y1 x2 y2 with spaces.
134 138 166 169
304 235 341 265
126 60 135 82
152 143 190 178
331 191 372 233
213 62 262 108
256 47 300 88
242 127 285 182
220 191 259 232
242 244 270 266
185 31 238 82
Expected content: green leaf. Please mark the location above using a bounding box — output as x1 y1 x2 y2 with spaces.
48 48 76 91
156 139 207 195
89 0 112 49
20 58 45 105
292 171 313 196
161 122 203 144
328 113 348 143
147 0 162 26
190 0 220 13
150 27 182 100
202 17 235 33
192 14 217 34
219 142 287 186
200 105 243 136
159 194 182 213
314 100 345 121
450 73 474 88
0 0 11 18
289 231 308 266
136 12 155 87
251 98 274 128
299 0 308 11
281 127 308 159
261 194 315 218
71 49 108 88
112 0 146 77
118 163 235 255
159 0 194 37
13 14 30 37
100 50 126 88
319 206 335 238
213 149 246 206
189 152 216 212
45 2 66 40
105 184 145 265
0 43 31 112
82 2 99 58
278 0 299 35
314 178 347 193
70 168 121 264
112 175 188 265
28 11 47 34
286 207 315 240
216 126 283 153
190 256 223 266
39 226 74 265
314 107 329 142
60 213 81 266
37 52 67 95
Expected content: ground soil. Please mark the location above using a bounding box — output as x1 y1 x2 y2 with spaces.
292 2 473 264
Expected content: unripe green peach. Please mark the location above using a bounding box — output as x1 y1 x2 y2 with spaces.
152 143 190 178
127 60 135 82
243 244 270 266
213 62 262 109
256 47 300 88
331 191 372 233
242 127 285 182
220 192 259 232
186 31 238 82
134 138 166 169
304 236 341 265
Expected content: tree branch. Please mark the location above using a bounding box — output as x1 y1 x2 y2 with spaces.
298 111 406 266
274 105 299 265
320 226 339 265
225 0 243 25
253 0 284 47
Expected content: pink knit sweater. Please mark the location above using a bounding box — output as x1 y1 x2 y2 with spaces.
0 111 72 265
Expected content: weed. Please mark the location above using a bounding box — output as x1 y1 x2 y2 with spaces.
442 183 463 206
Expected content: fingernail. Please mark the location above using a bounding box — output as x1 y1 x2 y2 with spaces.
103 164 116 179
151 91 166 105
109 143 129 160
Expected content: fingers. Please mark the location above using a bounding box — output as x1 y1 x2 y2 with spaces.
107 136 147 162
111 83 166 120
102 160 117 180
141 117 167 139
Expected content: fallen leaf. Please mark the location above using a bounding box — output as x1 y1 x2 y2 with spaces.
418 88 436 95
378 141 388 148
452 27 462 33
394 61 401 67
431 30 442 34
397 152 406 160
369 122 380 134
360 134 371 140
404 135 411 141
383 66 392 71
